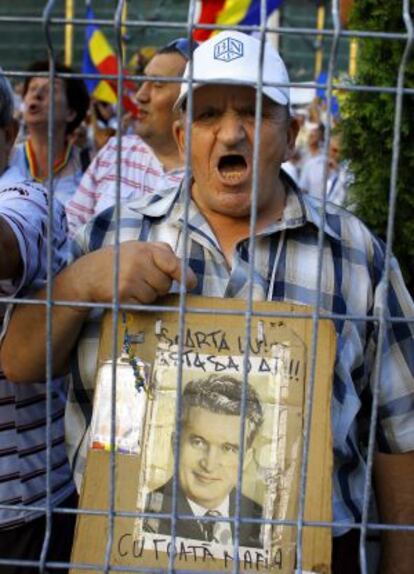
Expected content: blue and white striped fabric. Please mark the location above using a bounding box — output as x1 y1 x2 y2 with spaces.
66 175 414 536
0 166 74 528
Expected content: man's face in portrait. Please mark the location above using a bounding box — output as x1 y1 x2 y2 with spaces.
178 406 250 510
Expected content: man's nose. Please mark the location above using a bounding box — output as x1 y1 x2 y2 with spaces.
31 86 45 100
136 81 150 103
200 446 220 472
216 112 246 147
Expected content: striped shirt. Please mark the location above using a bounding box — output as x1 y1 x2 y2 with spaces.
10 141 84 208
0 166 73 528
66 176 414 536
65 135 184 237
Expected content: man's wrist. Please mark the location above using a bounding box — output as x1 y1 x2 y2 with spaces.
53 256 94 314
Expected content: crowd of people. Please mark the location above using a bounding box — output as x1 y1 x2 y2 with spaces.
0 30 413 574
9 41 353 232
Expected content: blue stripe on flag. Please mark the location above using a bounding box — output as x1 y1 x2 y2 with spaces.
82 6 100 94
240 0 283 26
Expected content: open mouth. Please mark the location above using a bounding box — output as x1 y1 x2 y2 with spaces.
217 154 249 185
27 104 40 114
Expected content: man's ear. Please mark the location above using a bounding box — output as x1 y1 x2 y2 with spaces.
243 446 254 470
4 119 19 152
173 118 186 160
66 108 77 127
283 116 300 162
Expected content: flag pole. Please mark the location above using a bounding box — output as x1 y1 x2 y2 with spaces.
340 1 357 78
64 0 74 67
121 0 128 65
314 1 325 78
348 38 358 77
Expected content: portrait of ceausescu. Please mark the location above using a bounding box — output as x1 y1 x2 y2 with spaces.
142 374 264 548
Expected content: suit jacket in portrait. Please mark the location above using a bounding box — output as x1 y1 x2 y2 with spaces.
143 478 263 548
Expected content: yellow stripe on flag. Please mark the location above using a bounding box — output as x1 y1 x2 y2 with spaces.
93 80 117 104
89 29 114 67
216 0 252 26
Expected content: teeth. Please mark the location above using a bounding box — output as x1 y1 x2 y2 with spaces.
222 171 243 180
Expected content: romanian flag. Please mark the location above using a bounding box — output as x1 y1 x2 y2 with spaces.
82 6 139 116
194 0 284 42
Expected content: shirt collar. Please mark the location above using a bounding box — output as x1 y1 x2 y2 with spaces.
128 185 180 217
295 188 341 240
187 495 230 518
132 174 341 242
24 139 74 182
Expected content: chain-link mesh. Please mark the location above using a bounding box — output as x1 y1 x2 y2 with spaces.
0 1 413 573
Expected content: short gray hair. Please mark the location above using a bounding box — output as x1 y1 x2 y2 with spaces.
0 71 14 128
182 375 264 448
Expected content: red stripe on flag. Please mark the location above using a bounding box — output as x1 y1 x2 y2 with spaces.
194 0 227 41
96 53 118 75
96 54 139 116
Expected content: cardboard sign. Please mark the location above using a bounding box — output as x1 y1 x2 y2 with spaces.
70 295 336 574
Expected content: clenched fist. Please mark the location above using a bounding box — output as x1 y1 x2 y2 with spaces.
72 241 197 305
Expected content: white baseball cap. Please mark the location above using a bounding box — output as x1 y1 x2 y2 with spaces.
175 30 290 110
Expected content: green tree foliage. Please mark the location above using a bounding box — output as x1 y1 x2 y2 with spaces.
340 0 414 292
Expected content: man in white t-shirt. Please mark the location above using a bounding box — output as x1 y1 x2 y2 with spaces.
66 39 195 236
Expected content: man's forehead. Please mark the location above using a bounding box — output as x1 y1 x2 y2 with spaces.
144 52 186 79
185 406 241 433
27 76 64 89
192 84 280 110
195 84 254 98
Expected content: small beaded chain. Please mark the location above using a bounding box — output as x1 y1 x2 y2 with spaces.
122 312 147 393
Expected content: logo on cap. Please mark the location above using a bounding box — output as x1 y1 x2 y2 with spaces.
214 37 244 62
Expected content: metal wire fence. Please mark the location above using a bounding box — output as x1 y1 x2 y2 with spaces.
0 1 413 573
